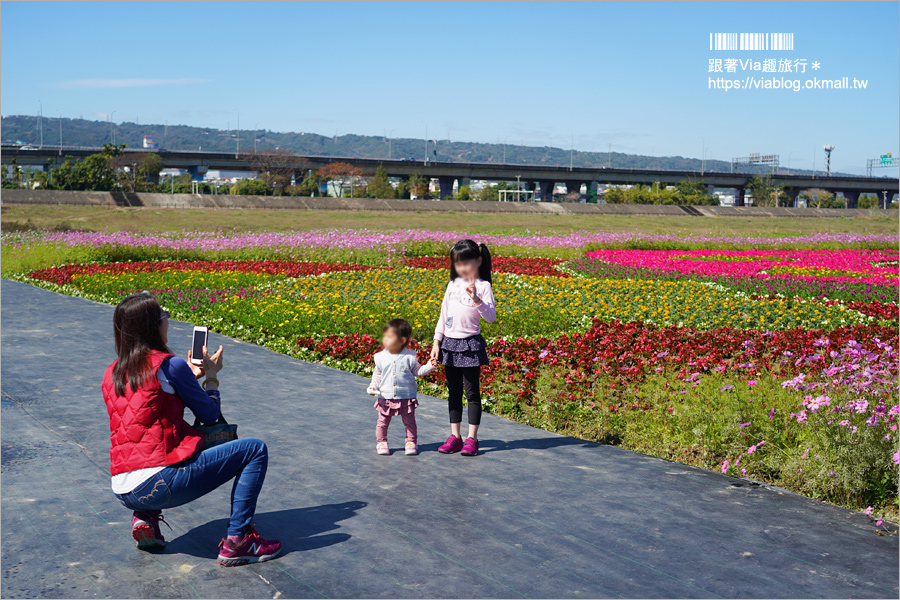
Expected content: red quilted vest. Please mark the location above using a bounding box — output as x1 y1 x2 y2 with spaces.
102 350 204 476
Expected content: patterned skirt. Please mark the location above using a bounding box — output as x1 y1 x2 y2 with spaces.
438 334 490 368
374 397 418 417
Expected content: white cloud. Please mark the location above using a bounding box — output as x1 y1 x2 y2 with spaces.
60 78 209 89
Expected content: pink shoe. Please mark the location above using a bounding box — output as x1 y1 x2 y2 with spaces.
461 437 480 456
438 435 464 454
217 525 282 567
132 511 170 550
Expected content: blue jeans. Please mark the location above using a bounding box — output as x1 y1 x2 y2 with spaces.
116 437 268 536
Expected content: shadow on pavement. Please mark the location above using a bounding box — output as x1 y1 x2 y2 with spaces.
417 436 600 454
168 501 366 558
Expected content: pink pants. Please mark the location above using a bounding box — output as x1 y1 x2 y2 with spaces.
376 411 417 444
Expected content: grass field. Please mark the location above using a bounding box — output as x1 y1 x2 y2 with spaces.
2 205 898 236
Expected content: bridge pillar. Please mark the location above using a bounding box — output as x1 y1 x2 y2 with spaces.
457 176 471 189
438 176 454 200
186 165 209 181
539 180 555 202
734 187 746 207
783 188 800 207
565 181 583 199
842 190 860 209
882 191 897 209
587 181 599 203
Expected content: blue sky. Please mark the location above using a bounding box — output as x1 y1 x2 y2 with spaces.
2 1 897 174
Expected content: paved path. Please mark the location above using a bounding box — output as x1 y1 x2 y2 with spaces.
1 279 897 599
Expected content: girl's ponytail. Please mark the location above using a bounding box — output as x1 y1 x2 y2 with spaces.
479 243 492 284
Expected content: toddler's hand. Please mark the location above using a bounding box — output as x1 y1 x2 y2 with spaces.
366 387 379 396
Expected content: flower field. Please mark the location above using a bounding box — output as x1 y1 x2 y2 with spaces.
5 228 898 520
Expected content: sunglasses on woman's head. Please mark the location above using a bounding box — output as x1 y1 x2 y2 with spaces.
159 310 171 321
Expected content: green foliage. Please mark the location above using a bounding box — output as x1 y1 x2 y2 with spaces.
407 173 428 199
367 164 394 199
859 194 881 209
605 180 718 206
456 185 471 201
234 178 270 196
801 188 839 209
476 182 512 202
746 175 784 207
53 154 117 191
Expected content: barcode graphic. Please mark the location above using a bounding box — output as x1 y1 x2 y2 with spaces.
710 32 794 51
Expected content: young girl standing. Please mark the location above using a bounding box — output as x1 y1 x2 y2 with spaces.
430 239 496 457
368 318 434 456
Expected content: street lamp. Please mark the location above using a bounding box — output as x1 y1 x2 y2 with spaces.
58 110 62 155
234 110 240 157
109 111 117 144
38 100 43 148
254 123 260 152
696 136 706 175
787 150 798 171
388 129 396 159
503 136 511 164
570 133 574 170
420 122 428 163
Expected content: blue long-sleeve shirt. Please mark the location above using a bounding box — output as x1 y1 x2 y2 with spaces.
158 356 221 425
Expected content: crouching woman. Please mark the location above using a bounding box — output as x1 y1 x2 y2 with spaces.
101 292 281 566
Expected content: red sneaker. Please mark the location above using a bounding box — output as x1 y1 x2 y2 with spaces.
217 525 282 566
461 437 480 456
132 512 170 551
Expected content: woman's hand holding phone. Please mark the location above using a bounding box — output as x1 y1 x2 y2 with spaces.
188 345 224 379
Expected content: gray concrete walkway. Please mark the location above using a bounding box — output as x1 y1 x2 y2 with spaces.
1 279 897 599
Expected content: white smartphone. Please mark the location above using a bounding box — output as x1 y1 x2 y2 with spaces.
191 326 208 366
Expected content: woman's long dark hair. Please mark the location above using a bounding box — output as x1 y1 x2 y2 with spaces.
112 292 170 396
449 239 492 284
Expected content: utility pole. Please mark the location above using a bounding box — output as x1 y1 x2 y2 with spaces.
58 110 62 155
608 143 612 168
109 111 117 145
164 121 168 150
388 129 395 159
424 123 428 164
236 111 240 157
39 101 43 148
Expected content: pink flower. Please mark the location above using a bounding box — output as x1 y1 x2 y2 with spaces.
748 380 758 387
893 451 899 465
721 460 729 473
739 422 751 428
865 506 873 516
876 519 884 527
741 468 747 477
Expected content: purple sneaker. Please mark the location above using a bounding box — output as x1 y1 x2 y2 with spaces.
461 437 479 456
438 435 463 454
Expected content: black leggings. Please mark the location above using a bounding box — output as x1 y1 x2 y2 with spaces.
446 365 482 425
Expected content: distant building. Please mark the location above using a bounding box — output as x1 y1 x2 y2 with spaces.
204 170 256 182
143 135 158 150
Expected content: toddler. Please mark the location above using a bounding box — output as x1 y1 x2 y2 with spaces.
367 318 435 456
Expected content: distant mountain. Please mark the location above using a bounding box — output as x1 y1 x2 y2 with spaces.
1 115 814 175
